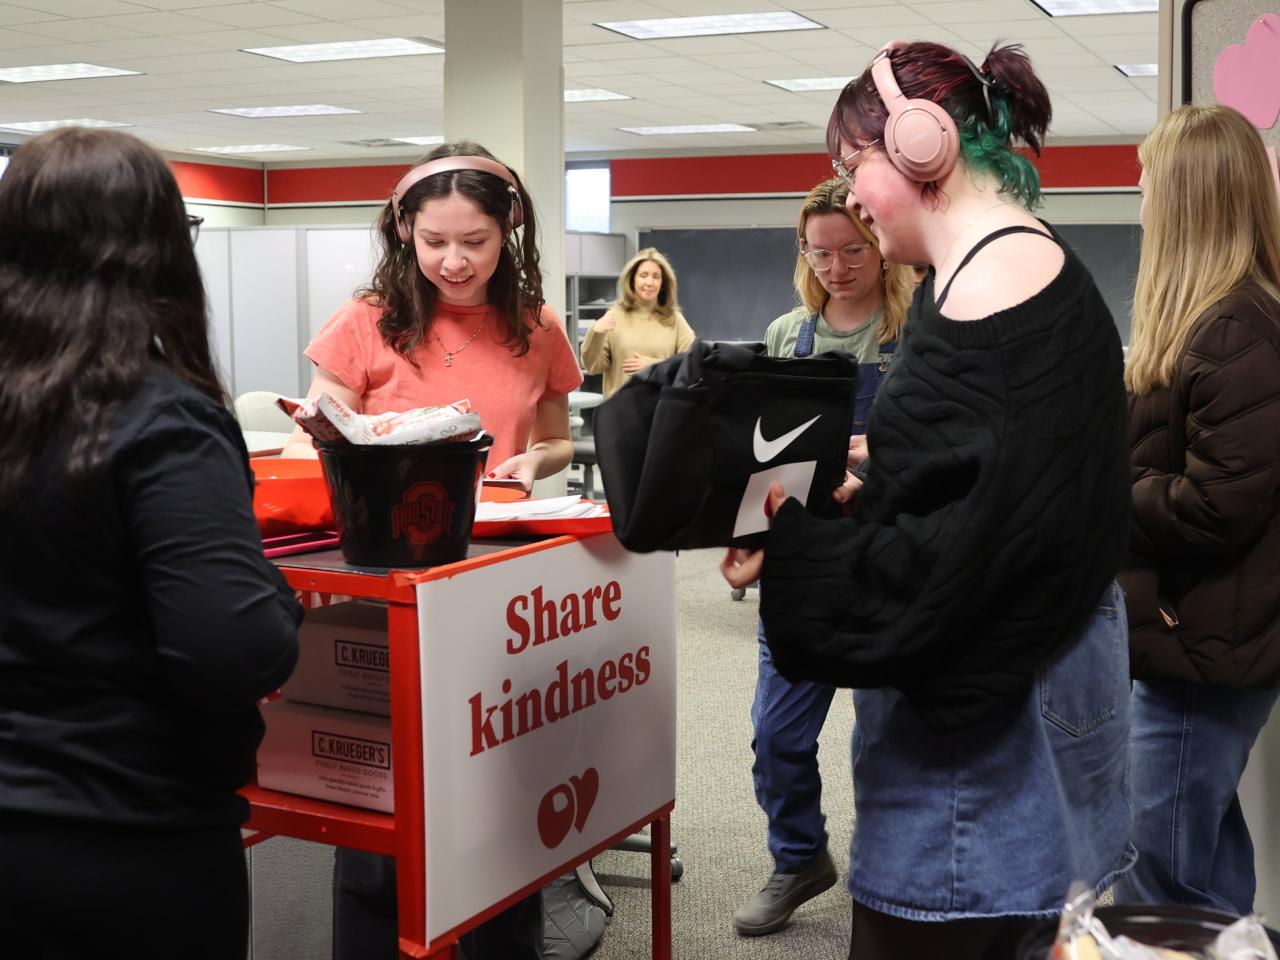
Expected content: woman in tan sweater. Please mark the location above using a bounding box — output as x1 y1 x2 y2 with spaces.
580 247 695 397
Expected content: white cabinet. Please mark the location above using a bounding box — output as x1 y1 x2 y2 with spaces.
230 230 301 397
195 230 234 394
304 228 378 342
565 231 626 347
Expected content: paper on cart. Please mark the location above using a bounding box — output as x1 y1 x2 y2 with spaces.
277 394 482 446
473 496 608 522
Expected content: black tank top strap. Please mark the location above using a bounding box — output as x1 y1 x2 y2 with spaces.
935 225 1056 310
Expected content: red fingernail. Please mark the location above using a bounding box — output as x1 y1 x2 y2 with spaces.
487 472 496 478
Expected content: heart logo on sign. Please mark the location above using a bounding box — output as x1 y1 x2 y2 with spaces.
537 767 600 850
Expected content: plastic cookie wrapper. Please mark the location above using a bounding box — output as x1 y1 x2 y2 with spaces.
277 393 482 446
1049 882 1278 960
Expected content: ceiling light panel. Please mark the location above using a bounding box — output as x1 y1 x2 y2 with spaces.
619 123 756 135
766 77 853 92
564 88 632 102
191 144 311 154
1031 0 1158 15
243 38 443 63
392 136 443 145
209 104 362 118
597 12 824 40
1115 63 1157 77
0 118 132 131
0 63 141 84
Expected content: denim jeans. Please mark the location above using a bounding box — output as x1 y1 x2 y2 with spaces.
751 620 838 873
848 584 1134 919
1112 679 1279 916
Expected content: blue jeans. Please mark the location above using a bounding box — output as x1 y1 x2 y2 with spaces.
751 620 838 873
1113 679 1279 916
849 584 1135 919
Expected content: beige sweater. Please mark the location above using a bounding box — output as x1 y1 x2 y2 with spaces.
580 305 696 398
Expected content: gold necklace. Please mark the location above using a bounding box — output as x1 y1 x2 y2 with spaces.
432 317 486 367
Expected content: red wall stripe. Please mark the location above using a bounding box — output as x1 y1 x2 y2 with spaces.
171 160 263 205
1027 144 1140 190
611 145 1140 197
611 153 832 198
267 164 411 205
168 145 1140 207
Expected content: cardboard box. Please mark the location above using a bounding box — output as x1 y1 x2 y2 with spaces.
257 700 394 813
282 600 390 715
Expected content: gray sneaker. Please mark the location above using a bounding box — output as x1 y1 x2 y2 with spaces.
733 848 839 936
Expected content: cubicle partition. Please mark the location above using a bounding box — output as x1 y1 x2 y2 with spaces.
195 225 383 400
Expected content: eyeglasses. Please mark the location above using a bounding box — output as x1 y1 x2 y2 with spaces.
802 243 873 271
186 214 204 244
832 139 880 187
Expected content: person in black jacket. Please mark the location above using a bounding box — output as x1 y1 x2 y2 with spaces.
1114 105 1280 916
0 128 302 959
722 40 1133 960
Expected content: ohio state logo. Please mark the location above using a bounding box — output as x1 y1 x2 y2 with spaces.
390 481 454 545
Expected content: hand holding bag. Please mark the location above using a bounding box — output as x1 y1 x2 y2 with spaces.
593 340 858 552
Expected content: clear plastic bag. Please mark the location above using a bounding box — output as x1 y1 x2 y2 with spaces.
1048 882 1277 960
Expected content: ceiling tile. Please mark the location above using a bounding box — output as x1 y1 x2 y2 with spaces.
1052 11 1158 36
0 4 64 25
811 4 930 28
10 0 150 15
250 22 386 43
90 11 232 33
269 0 420 20
563 23 628 45
177 4 322 28
946 17 1065 41
562 0 688 23
15 18 143 40
343 13 444 36
911 0 1044 23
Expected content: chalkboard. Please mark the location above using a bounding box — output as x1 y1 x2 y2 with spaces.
1056 223 1140 343
642 223 1139 345
639 228 798 342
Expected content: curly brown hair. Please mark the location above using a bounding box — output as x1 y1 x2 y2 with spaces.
361 141 546 360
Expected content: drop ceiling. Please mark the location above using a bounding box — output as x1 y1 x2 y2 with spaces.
0 0 1159 162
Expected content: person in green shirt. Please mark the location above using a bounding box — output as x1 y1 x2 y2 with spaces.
734 177 914 937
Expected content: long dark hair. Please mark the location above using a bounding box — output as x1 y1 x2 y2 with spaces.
828 41 1052 207
0 127 224 510
363 140 546 359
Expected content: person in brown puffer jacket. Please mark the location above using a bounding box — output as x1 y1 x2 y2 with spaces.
1114 104 1280 916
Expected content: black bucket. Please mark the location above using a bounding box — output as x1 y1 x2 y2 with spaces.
316 436 491 568
1016 904 1280 958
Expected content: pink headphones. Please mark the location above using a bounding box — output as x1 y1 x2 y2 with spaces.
870 44 959 183
391 155 524 244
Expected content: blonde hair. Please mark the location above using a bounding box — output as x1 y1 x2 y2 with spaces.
793 178 913 344
1128 105 1280 394
617 247 680 323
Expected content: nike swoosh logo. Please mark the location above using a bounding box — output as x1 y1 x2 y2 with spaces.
753 414 821 463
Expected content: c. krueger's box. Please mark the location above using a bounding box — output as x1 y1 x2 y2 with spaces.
281 600 390 715
257 700 394 813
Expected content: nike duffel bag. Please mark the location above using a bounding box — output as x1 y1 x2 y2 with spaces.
592 339 858 553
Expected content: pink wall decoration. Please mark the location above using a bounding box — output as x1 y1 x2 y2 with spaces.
1214 13 1280 129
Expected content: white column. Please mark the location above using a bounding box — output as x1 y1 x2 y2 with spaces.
444 0 568 497
443 0 564 319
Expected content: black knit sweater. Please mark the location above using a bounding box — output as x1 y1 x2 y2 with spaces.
760 226 1130 732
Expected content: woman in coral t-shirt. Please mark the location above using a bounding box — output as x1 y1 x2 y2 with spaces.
283 142 582 494
285 140 582 960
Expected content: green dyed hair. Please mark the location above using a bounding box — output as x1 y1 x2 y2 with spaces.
958 95 1043 210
